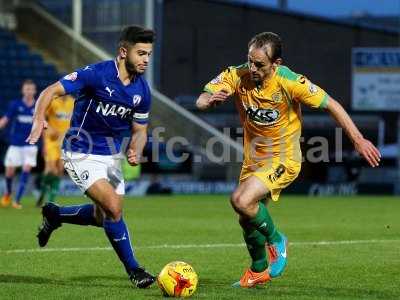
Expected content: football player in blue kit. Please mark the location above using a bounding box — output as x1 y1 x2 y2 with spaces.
26 26 156 288
0 79 38 209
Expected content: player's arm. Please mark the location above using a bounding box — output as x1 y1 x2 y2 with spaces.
0 116 9 129
0 100 17 129
196 90 231 110
26 82 66 144
288 72 381 167
196 68 236 110
127 122 148 166
325 97 381 167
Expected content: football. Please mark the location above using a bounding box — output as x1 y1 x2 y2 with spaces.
157 261 198 297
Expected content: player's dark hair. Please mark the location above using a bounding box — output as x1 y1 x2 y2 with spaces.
248 32 282 62
22 79 35 86
119 25 155 48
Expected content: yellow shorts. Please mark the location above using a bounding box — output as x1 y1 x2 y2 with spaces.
44 138 62 162
240 159 301 201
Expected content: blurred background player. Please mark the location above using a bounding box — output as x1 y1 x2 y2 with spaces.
196 32 381 288
36 94 74 207
27 25 156 289
0 79 38 209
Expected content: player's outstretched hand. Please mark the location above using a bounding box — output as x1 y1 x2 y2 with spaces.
26 119 48 145
127 148 140 166
354 138 381 168
208 90 230 107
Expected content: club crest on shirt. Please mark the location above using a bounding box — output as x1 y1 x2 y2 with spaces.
132 95 142 106
64 72 78 81
271 91 283 103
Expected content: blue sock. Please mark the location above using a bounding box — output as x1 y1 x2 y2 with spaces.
59 204 100 226
103 218 140 274
5 177 12 195
15 171 30 203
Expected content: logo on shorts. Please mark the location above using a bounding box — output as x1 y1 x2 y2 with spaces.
268 164 286 183
80 170 89 181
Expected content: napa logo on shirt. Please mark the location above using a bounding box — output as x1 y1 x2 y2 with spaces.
95 101 133 119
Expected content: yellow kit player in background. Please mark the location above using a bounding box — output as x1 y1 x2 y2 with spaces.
36 95 74 207
196 32 381 288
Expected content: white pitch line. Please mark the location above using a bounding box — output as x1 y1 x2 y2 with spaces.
1 239 399 254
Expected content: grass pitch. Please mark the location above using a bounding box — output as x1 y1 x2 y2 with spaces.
0 195 399 300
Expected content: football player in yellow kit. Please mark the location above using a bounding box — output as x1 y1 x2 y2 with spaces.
196 32 381 288
36 95 74 206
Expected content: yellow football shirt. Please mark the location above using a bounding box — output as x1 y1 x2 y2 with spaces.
45 95 74 138
204 64 329 168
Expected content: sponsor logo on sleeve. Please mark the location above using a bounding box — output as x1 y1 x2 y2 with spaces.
64 72 78 81
132 95 142 106
210 74 223 84
309 83 318 94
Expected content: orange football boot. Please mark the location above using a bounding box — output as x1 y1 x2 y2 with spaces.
232 268 271 288
1 194 11 207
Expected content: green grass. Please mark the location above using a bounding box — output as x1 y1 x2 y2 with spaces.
0 195 400 300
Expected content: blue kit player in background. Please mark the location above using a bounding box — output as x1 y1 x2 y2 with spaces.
0 79 38 209
26 25 156 288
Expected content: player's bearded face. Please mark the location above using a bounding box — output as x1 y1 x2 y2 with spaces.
124 43 153 75
248 45 277 84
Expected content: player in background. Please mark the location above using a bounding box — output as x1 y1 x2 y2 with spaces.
0 79 38 209
196 32 381 288
36 95 74 207
26 25 156 288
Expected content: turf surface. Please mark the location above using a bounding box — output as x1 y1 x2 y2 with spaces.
0 195 399 299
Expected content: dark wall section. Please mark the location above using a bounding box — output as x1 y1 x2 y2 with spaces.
161 0 398 109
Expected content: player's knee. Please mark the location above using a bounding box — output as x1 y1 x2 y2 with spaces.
103 202 122 221
230 191 251 215
5 168 15 177
22 165 32 173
